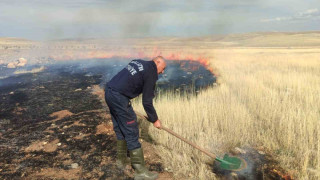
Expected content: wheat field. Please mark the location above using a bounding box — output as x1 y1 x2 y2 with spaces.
133 48 320 179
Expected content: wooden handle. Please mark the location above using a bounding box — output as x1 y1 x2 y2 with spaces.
135 111 217 160
161 126 216 159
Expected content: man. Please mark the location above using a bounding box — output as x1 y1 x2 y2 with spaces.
105 56 166 180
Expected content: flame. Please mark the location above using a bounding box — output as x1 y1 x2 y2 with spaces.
49 48 216 76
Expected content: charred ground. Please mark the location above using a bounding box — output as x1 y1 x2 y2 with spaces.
0 67 123 179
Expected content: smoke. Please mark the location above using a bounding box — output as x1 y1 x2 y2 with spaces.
4 0 318 40
0 0 319 41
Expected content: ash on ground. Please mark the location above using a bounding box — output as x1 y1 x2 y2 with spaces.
0 58 216 93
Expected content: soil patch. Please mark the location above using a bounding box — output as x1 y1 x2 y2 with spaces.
25 139 59 153
29 168 81 179
96 122 113 135
49 110 74 121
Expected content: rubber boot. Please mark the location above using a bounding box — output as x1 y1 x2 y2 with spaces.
130 148 158 180
116 140 130 169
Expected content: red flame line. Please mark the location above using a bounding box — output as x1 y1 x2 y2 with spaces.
50 49 216 75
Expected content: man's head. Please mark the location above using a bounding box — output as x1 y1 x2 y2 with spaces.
152 56 166 74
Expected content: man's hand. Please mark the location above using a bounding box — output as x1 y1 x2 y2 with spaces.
153 119 161 129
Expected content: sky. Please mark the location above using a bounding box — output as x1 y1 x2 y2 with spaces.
0 0 319 40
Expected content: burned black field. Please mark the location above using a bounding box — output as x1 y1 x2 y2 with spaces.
0 59 215 179
0 66 119 179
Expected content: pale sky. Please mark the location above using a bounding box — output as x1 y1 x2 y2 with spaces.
0 0 319 40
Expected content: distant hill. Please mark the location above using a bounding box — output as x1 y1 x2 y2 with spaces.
214 32 320 47
1 31 320 48
0 37 34 44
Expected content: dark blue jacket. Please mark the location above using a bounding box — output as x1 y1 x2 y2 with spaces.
107 59 158 123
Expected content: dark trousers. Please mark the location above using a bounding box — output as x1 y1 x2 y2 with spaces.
105 86 141 150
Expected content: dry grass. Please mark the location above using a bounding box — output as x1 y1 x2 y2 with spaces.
133 48 320 179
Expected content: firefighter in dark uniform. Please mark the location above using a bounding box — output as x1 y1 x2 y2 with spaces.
105 56 166 180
